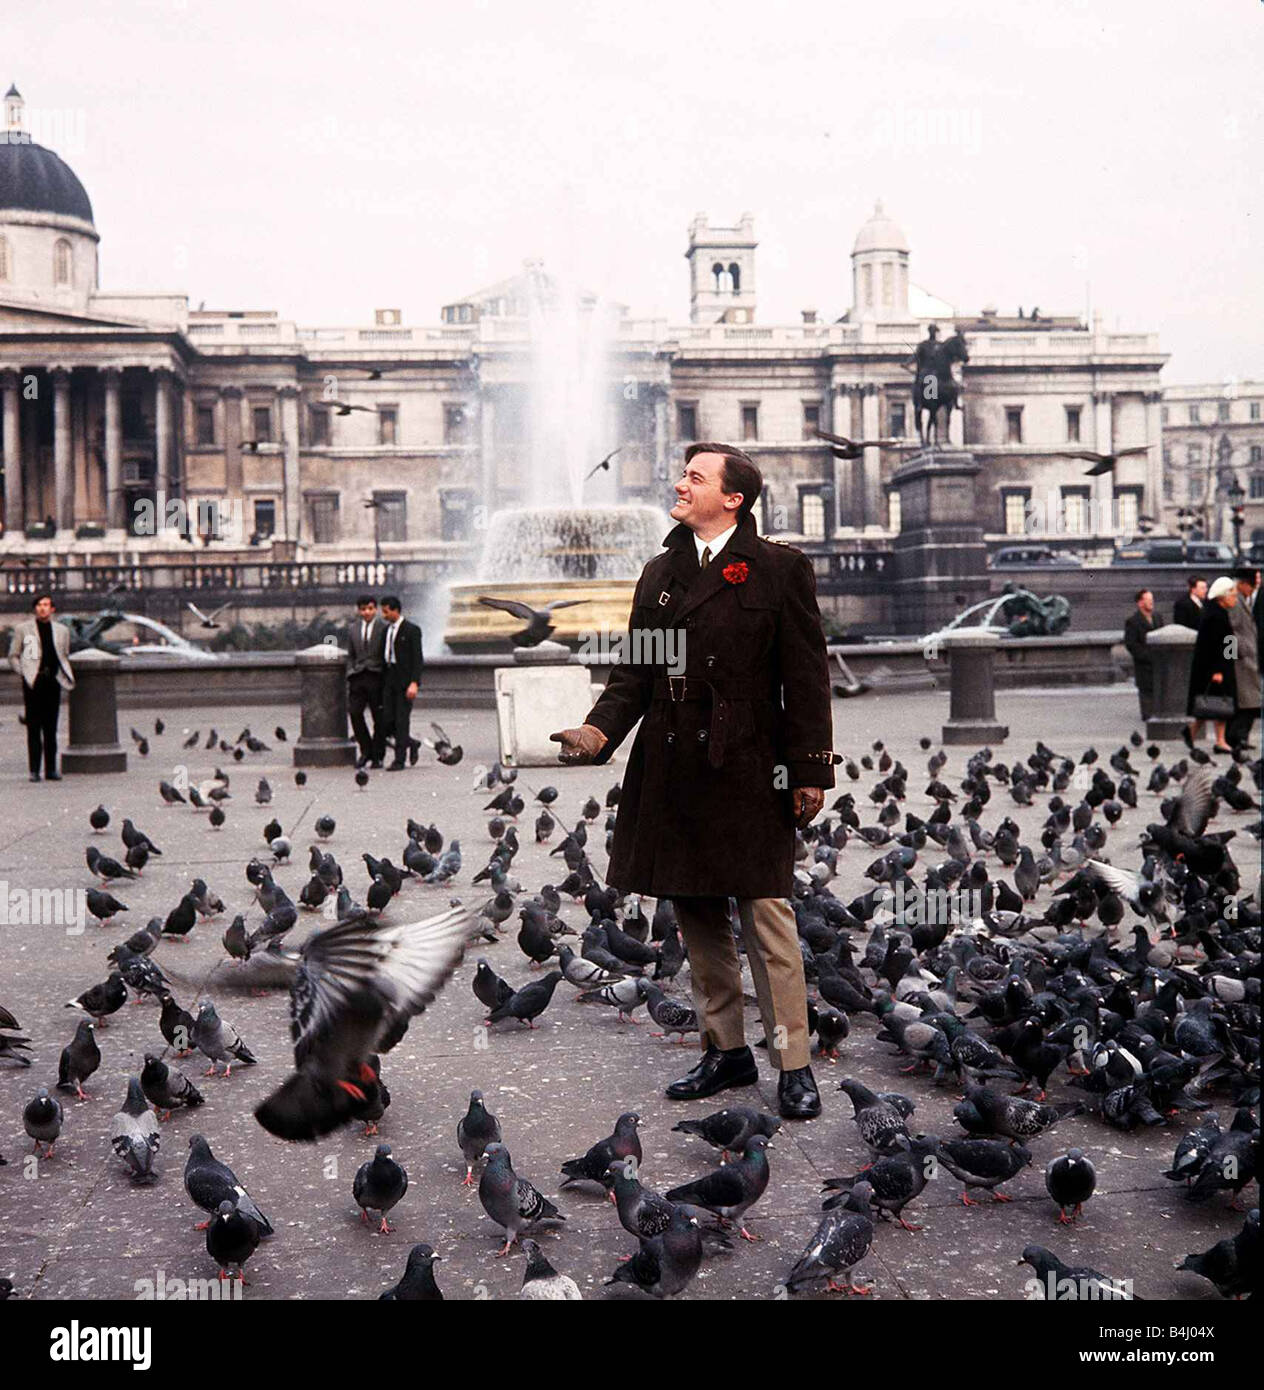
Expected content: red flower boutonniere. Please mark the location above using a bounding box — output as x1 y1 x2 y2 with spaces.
722 561 749 585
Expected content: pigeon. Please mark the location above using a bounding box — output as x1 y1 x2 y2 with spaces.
110 1077 160 1184
425 722 463 765
477 595 585 647
140 1054 204 1121
1019 1244 1138 1300
559 1113 642 1189
556 943 623 989
1175 1209 1259 1300
838 1078 912 1157
353 1143 409 1234
66 972 127 1025
57 1020 100 1099
315 815 336 840
642 984 698 1044
161 893 198 941
1045 1148 1097 1224
664 1134 773 1242
206 1199 261 1283
22 1087 63 1156
192 1001 257 1078
485 971 564 1029
184 1134 273 1234
575 974 649 1022
85 846 136 885
89 805 110 832
159 780 187 806
158 994 196 1055
785 1181 876 1296
821 1135 938 1232
472 958 515 1013
671 1108 781 1160
106 945 168 1001
380 1243 444 1300
519 1239 582 1299
958 1083 1082 1143
254 903 469 1142
478 1142 565 1255
604 1204 702 1298
937 1138 1032 1204
457 1089 502 1185
256 778 272 805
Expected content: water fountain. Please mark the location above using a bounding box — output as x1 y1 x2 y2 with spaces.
444 263 670 651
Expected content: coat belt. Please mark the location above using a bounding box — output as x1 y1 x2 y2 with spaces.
649 676 771 770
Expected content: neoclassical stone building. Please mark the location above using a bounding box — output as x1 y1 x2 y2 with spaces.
0 82 1200 590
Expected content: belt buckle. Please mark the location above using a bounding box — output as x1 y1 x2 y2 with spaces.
667 675 687 702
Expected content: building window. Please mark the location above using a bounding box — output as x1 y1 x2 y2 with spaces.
1189 474 1204 502
1250 474 1264 500
1161 406 1169 424
889 402 907 438
0 235 9 281
373 491 407 543
1250 445 1263 465
1163 474 1175 502
1218 401 1230 422
1005 407 1024 444
1188 404 1201 424
887 489 902 533
53 238 72 285
1115 488 1141 536
253 499 276 540
1001 488 1030 535
800 490 825 540
196 499 224 541
306 493 340 544
252 406 273 443
440 488 474 541
444 404 467 444
740 403 759 442
1250 402 1260 420
1061 487 1091 535
378 406 398 446
308 405 330 446
1065 405 1082 443
802 402 821 439
195 406 215 447
677 402 697 440
1188 444 1202 465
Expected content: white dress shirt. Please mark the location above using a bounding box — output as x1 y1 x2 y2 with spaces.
384 618 401 664
694 521 738 566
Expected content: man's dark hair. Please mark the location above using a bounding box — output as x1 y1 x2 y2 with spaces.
1187 574 1207 590
1233 566 1258 584
356 594 376 608
31 591 54 609
380 595 402 612
683 441 763 520
1134 588 1152 604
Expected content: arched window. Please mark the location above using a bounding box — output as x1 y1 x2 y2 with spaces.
0 234 9 281
712 261 726 292
728 262 741 294
53 238 73 286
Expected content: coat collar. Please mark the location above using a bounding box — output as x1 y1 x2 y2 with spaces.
664 512 760 623
663 510 759 558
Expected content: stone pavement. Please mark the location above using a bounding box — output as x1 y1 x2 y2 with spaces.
0 684 1247 1300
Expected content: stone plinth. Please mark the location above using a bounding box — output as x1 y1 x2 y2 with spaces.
891 449 989 636
1144 623 1198 740
939 629 1008 745
292 643 357 767
494 658 598 767
63 649 128 773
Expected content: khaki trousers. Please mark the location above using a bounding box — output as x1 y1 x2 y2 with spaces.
670 896 810 1071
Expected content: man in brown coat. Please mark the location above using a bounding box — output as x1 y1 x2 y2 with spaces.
551 443 839 1120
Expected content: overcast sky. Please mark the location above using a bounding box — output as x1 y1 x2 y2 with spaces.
11 0 1261 381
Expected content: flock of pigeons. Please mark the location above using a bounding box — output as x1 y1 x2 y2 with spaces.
0 715 1260 1300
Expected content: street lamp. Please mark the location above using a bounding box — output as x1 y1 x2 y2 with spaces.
1227 479 1246 560
1175 507 1196 559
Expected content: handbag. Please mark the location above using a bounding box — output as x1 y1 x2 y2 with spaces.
1192 683 1235 720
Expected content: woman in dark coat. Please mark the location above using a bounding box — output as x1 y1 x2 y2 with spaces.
1186 577 1238 752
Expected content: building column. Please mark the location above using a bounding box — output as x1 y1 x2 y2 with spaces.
2 369 22 537
53 367 73 533
1143 391 1163 524
278 385 300 542
154 368 173 508
861 384 882 528
222 385 244 497
1093 389 1114 535
102 368 123 533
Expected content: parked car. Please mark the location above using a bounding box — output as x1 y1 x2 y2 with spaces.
60 612 220 660
989 545 1083 570
1111 539 1237 566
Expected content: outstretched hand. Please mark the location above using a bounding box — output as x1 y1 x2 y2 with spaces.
549 724 608 765
792 786 825 829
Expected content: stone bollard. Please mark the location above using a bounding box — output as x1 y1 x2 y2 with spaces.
1144 623 1198 740
62 649 128 773
293 642 357 767
939 629 1009 745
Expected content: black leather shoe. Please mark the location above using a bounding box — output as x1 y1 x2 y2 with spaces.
777 1065 821 1120
28 772 40 782
386 761 406 772
408 738 420 766
45 771 62 781
368 760 383 770
665 1045 758 1101
355 754 368 770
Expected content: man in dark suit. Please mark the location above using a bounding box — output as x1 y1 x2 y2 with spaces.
1173 575 1207 629
8 591 76 781
345 594 386 769
1123 588 1157 720
379 595 423 771
550 443 838 1121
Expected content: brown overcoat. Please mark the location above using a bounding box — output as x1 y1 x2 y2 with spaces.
582 511 838 899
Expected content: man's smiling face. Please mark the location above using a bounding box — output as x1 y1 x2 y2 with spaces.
671 451 743 535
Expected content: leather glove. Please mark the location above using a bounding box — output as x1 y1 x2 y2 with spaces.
792 786 825 830
549 724 608 765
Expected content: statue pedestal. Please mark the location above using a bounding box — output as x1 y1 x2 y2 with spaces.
940 630 1008 745
293 644 357 767
63 650 128 774
494 658 598 767
891 449 989 637
1144 624 1197 740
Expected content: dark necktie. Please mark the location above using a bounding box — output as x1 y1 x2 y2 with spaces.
699 545 711 571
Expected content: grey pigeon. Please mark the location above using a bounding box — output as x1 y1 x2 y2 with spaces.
22 1086 63 1156
519 1239 581 1299
664 1134 773 1241
380 1243 444 1300
353 1143 409 1234
140 1054 204 1120
671 1107 781 1159
110 1077 160 1184
605 1204 702 1298
785 1181 876 1296
478 1142 565 1255
192 1000 256 1077
457 1089 501 1185
184 1134 273 1234
57 1019 100 1099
